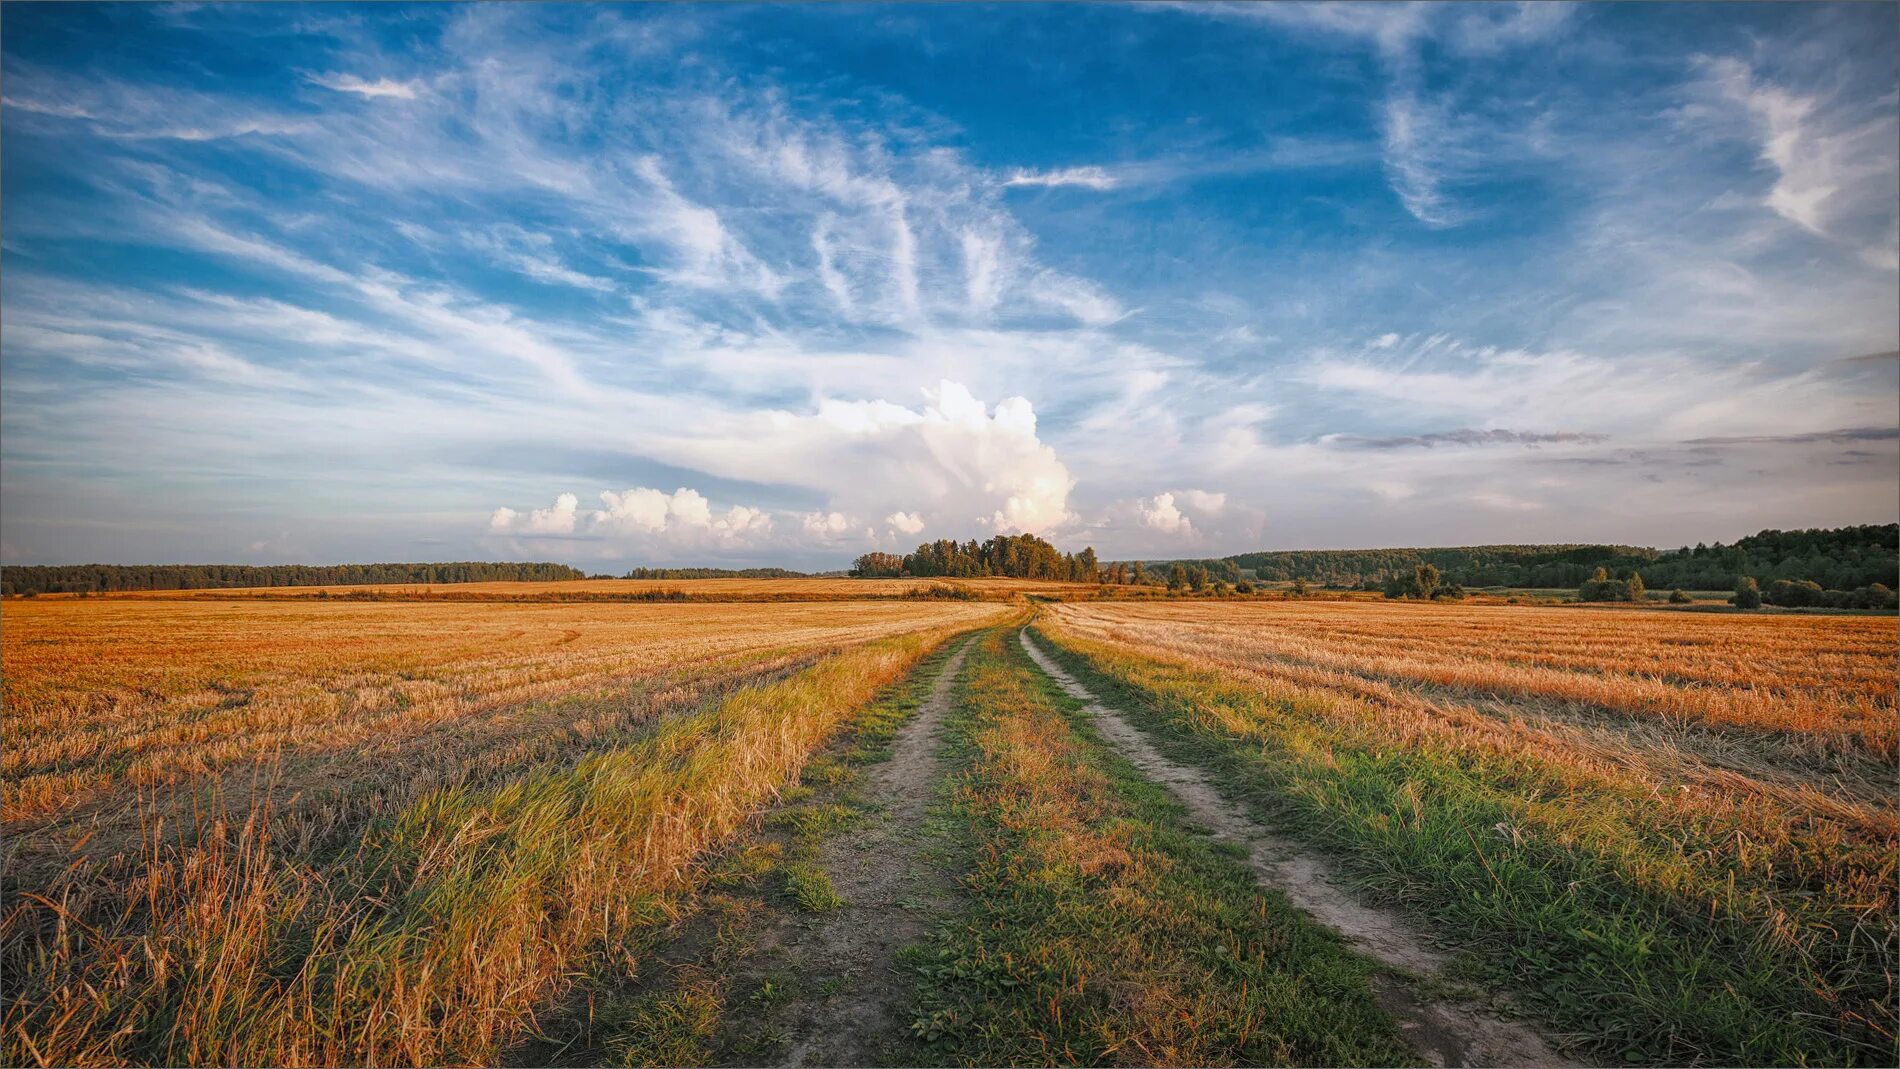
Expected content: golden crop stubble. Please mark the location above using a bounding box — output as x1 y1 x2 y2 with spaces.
1 598 1004 827
2 598 1012 1067
1054 599 1898 760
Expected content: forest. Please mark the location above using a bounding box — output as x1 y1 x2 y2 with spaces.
1227 525 1898 592
620 567 806 579
1 561 585 596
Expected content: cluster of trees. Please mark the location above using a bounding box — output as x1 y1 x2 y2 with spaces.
851 534 1101 582
2 561 586 596
1382 564 1466 600
1225 525 1897 594
1759 578 1897 610
621 567 805 579
1578 568 1646 602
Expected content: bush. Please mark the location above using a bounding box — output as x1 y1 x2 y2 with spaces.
1383 564 1441 600
1668 588 1691 604
1731 575 1762 609
1578 567 1644 602
1765 578 1827 608
1234 580 1255 594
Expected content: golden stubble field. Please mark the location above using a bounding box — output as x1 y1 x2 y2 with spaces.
43 575 1096 600
4 590 1894 1066
0 594 1012 1065
1038 597 1899 1061
1046 598 1898 822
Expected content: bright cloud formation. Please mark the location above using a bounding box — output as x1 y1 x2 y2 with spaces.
0 4 1893 568
491 486 774 550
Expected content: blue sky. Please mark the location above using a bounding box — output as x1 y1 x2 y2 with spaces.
3 2 1896 568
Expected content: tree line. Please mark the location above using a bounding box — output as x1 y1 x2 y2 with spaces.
620 567 806 579
2 561 586 596
1225 525 1897 593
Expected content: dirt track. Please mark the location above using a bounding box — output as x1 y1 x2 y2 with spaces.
1019 628 1581 1069
776 638 973 1067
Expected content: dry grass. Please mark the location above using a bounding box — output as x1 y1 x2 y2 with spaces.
1 597 1006 1066
1036 600 1899 1063
2 598 1001 826
1050 598 1897 762
30 576 1097 601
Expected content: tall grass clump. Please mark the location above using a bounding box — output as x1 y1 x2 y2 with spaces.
2 626 967 1067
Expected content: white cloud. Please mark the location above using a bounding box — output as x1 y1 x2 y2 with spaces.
491 486 775 550
886 510 926 535
490 491 579 534
306 73 420 100
1202 1 1572 227
802 511 854 539
1137 492 1193 535
1698 56 1899 269
1002 165 1118 190
1026 271 1125 326
1176 489 1228 514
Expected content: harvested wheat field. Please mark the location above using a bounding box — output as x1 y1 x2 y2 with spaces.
1034 599 1899 1065
66 575 1098 602
0 596 1008 1066
5 593 1896 1068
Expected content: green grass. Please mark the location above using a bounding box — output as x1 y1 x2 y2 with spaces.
905 629 1417 1067
1029 622 1897 1066
782 862 844 912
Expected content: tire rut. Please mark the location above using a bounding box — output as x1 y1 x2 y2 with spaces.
776 637 974 1067
1019 628 1582 1069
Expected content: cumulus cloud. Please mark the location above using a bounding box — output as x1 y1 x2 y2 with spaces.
490 486 773 548
489 491 579 535
1137 492 1193 535
802 511 855 539
674 380 1076 542
886 510 926 535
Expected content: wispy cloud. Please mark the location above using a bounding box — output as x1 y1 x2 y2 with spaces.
306 72 420 100
1325 428 1608 450
1003 166 1118 191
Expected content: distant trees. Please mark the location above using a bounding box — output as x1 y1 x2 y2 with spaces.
1227 524 1897 593
0 562 587 596
1290 578 1310 598
1384 564 1462 600
1668 588 1692 604
624 567 804 579
847 533 1103 582
848 552 905 578
1579 568 1646 602
1188 566 1209 593
1732 576 1762 609
1168 563 1188 591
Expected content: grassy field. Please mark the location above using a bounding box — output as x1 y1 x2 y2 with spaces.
3 593 1893 1066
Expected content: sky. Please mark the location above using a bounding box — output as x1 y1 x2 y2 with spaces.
2 2 1897 569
